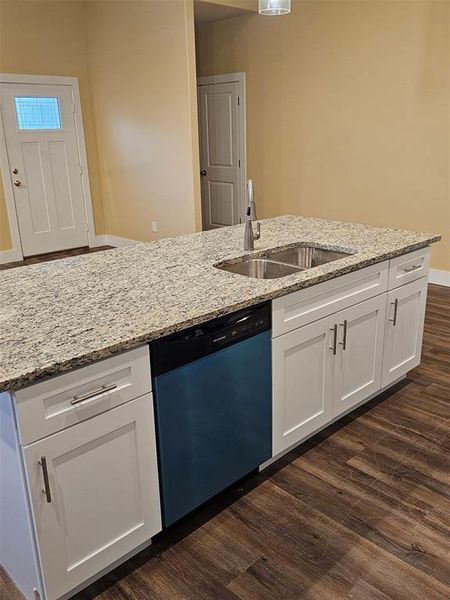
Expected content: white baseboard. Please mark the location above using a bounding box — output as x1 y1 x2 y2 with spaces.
429 268 450 287
0 248 22 265
93 235 139 248
92 234 109 247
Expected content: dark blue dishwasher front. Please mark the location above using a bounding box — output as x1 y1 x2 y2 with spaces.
151 303 272 527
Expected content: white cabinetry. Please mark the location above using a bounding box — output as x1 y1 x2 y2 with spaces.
1 346 161 600
382 277 428 387
273 294 386 454
333 294 386 418
272 248 430 457
24 395 161 600
272 315 335 455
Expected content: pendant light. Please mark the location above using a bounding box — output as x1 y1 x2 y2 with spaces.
258 0 291 16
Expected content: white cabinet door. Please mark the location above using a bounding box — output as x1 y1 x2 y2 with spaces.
382 277 428 387
272 315 335 455
333 294 387 418
23 394 161 600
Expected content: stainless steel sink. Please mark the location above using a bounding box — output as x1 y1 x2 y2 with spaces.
216 258 302 279
215 244 352 279
265 246 351 269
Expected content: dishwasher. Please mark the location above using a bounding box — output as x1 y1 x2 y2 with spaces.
150 302 272 527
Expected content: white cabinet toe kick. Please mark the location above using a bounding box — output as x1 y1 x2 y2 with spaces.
0 247 430 600
271 247 429 458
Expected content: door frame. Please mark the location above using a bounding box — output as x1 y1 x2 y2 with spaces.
0 73 96 262
197 72 247 226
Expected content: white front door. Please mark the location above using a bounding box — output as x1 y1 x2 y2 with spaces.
198 80 243 229
0 82 89 256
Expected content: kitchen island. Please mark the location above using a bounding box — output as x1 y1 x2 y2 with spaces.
0 215 440 392
0 216 440 600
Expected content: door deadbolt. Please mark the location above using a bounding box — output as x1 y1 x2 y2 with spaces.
14 180 22 187
12 168 18 174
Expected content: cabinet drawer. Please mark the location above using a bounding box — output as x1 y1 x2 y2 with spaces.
388 247 430 290
272 261 388 337
15 346 151 445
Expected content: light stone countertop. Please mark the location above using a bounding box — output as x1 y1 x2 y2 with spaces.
0 215 440 392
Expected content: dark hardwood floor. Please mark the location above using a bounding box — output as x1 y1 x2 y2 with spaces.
0 246 113 270
1 284 449 600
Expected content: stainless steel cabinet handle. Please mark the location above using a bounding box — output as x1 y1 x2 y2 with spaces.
329 324 338 355
71 383 117 406
339 320 348 350
390 298 399 326
403 264 421 273
39 456 52 503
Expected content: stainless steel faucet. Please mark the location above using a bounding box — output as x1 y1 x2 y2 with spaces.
243 180 261 251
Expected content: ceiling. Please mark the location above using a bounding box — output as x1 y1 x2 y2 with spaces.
194 0 256 24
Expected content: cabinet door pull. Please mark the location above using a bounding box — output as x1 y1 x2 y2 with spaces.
71 383 117 406
329 324 338 355
339 320 348 350
390 298 398 326
39 456 52 503
403 264 420 273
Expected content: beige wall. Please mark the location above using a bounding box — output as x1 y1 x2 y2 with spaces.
196 0 450 270
0 0 201 252
0 0 105 251
85 0 201 241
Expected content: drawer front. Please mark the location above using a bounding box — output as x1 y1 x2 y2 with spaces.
272 261 389 337
388 247 430 290
15 346 151 445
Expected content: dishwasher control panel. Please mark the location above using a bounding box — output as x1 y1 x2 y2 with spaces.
211 315 269 348
150 302 271 376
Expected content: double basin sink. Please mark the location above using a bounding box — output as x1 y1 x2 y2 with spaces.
216 245 352 279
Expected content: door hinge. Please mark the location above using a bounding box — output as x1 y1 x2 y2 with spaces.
238 159 241 168
238 96 240 106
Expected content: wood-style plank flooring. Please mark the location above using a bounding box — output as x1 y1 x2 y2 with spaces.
0 246 112 270
1 284 449 600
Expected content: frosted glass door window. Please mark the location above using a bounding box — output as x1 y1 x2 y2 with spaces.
15 96 61 130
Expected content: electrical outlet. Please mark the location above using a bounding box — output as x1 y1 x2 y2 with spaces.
151 221 158 233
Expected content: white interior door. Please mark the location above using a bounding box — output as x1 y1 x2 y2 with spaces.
0 82 89 256
23 395 162 600
333 295 386 418
198 80 243 229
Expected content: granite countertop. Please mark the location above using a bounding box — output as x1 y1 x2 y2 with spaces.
0 215 440 392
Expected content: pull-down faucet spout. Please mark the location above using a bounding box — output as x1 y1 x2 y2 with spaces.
243 180 261 251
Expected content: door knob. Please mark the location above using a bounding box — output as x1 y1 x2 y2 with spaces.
200 170 207 176
14 180 22 187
